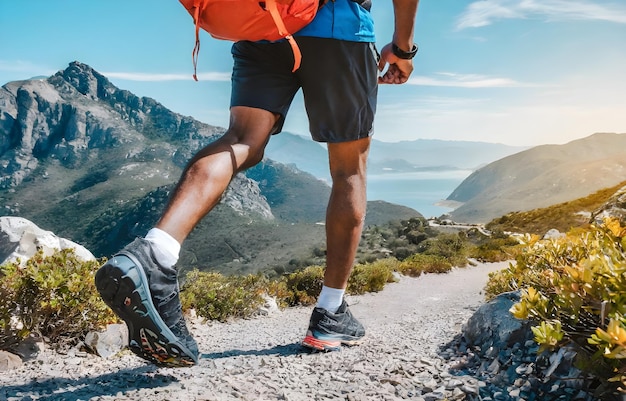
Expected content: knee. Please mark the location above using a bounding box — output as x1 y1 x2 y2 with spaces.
222 129 267 169
346 207 367 227
329 180 367 226
332 204 366 230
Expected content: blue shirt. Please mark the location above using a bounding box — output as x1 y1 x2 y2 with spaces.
295 0 375 42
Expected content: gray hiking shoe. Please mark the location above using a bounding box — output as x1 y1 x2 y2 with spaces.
301 299 365 351
95 238 198 367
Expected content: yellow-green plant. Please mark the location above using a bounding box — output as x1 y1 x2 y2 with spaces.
347 258 397 294
419 233 470 267
181 270 269 322
397 253 452 277
469 235 524 263
488 218 626 394
280 265 325 306
530 320 564 353
0 249 117 348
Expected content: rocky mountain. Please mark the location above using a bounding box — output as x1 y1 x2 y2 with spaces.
0 62 421 274
448 132 626 223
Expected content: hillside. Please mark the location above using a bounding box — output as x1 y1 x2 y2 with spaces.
485 180 626 235
448 132 626 223
0 62 422 275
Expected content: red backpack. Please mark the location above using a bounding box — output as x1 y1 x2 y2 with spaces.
179 0 325 80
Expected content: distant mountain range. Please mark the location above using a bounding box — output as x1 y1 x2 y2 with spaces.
448 132 626 223
265 132 528 182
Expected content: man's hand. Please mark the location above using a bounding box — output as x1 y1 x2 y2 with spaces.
377 43 414 84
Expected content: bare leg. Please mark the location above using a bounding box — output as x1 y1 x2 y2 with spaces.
155 106 278 243
324 136 371 289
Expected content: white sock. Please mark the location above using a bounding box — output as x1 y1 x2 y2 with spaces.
316 286 345 313
145 228 180 268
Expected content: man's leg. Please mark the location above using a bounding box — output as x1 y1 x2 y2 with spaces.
302 136 371 351
95 106 278 367
156 107 278 243
325 137 370 289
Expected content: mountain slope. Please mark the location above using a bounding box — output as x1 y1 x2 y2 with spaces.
485 179 626 235
448 132 626 223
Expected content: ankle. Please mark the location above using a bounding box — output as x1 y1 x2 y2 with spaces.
316 286 345 313
145 228 181 267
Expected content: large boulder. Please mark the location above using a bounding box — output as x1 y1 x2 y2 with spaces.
462 291 532 351
0 216 94 265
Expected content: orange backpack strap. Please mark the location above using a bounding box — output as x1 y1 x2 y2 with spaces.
265 0 302 72
191 0 206 81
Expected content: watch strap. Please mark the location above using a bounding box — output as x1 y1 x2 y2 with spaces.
392 43 418 60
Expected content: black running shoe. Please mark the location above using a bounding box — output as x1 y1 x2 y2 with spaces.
95 238 198 367
301 299 365 351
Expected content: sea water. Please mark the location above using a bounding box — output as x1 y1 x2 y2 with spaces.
366 169 473 219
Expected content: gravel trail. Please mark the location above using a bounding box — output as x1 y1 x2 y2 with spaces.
0 262 507 401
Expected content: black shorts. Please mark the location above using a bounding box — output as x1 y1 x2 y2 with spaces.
231 37 379 143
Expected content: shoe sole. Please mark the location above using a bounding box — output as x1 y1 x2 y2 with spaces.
95 255 197 367
301 331 364 352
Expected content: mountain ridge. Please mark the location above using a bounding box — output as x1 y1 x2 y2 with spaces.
265 132 528 182
449 132 626 223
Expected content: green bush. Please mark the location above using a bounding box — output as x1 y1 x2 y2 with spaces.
397 253 453 276
347 258 397 294
487 219 626 396
469 236 523 263
0 249 117 349
419 233 470 267
180 270 269 322
280 265 325 306
0 269 20 349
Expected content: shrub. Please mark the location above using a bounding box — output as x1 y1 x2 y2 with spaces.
483 234 551 300
347 258 397 294
0 269 20 349
0 249 117 349
487 219 626 396
419 233 469 267
393 247 412 260
469 236 523 263
280 265 325 306
397 253 453 276
181 270 269 322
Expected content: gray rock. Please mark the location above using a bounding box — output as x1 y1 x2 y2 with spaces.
543 228 565 239
257 294 280 316
84 323 129 358
0 350 22 371
0 216 94 265
462 291 532 352
11 335 44 361
591 184 626 224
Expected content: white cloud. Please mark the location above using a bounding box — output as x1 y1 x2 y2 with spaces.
457 0 626 30
407 72 530 88
0 60 55 76
102 71 231 82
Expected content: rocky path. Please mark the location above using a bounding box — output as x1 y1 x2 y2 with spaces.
0 262 507 401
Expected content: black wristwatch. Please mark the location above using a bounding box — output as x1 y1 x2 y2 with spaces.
392 43 418 60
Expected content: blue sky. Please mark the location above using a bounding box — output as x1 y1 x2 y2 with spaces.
1 0 625 146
